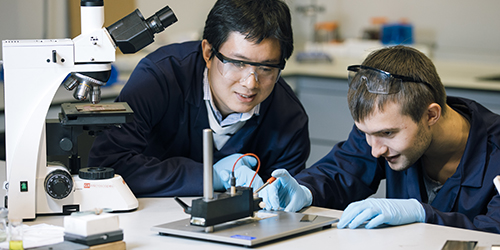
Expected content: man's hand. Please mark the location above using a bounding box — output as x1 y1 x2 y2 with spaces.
259 169 312 212
337 198 425 229
213 153 264 191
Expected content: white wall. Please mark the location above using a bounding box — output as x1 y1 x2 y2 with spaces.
138 0 500 63
291 0 500 63
1 0 499 63
0 0 216 60
133 0 217 53
0 0 68 59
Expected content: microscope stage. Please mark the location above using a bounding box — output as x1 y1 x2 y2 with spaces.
60 102 134 125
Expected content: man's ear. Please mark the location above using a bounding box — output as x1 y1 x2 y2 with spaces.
427 103 441 126
201 39 213 68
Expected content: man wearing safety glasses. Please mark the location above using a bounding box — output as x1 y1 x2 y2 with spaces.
261 46 500 233
87 0 310 196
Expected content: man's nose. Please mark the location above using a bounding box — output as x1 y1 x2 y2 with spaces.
367 136 387 158
240 71 259 89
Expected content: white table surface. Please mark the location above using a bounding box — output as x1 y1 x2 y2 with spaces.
25 197 500 250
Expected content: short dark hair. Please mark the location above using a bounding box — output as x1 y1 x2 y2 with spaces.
202 0 293 63
348 46 446 123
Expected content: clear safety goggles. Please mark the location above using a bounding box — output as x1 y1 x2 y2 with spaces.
213 49 285 84
347 65 434 94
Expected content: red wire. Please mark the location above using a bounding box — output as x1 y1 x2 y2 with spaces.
232 153 260 187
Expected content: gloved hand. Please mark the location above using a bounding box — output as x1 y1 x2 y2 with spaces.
213 153 264 191
259 169 312 212
337 198 425 229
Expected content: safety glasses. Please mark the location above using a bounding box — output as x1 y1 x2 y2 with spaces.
347 65 434 94
212 49 284 84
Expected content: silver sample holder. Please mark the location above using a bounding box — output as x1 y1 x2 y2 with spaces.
152 210 338 247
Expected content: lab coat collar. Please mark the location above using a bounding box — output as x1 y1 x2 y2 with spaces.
425 97 488 211
447 96 487 188
406 161 425 202
185 46 210 143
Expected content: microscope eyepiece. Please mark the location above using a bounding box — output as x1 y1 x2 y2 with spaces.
146 6 177 34
80 0 103 7
106 6 178 54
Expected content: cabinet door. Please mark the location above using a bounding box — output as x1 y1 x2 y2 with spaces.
446 88 500 115
295 77 354 166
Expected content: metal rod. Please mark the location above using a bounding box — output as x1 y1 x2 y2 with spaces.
253 182 270 195
253 177 277 195
203 129 213 200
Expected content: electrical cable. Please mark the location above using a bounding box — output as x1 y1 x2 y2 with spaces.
231 153 260 187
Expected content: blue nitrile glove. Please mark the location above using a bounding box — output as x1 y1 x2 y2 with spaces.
213 153 264 191
337 198 425 229
259 169 312 212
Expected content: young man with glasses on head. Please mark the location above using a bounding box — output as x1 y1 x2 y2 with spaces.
260 45 500 233
87 0 310 197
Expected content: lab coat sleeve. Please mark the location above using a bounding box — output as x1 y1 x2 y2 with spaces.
295 125 385 210
422 194 500 233
263 115 309 180
88 56 204 197
254 80 310 181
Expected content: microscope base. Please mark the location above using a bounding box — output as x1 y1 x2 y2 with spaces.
36 175 138 215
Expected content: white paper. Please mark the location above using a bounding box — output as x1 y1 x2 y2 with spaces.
0 223 64 249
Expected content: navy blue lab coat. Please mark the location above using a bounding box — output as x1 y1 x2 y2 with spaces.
88 41 309 197
296 97 500 233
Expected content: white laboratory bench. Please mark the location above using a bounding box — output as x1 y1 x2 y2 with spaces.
25 197 500 250
283 56 500 91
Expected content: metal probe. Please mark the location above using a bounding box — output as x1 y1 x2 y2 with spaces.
253 177 277 195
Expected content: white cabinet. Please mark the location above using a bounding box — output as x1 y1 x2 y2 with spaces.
289 76 352 168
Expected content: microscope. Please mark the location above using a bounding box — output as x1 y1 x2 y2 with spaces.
2 0 177 220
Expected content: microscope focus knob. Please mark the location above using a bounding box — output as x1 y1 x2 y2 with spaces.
44 169 74 199
79 167 115 180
